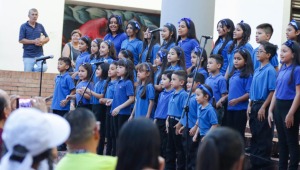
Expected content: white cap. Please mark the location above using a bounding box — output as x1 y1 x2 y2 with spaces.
0 108 70 170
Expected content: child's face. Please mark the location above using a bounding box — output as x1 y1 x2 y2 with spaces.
255 28 269 43
217 22 228 37
126 24 136 37
187 77 199 92
155 55 162 66
280 45 293 65
99 42 109 57
78 40 88 52
109 17 119 33
118 52 125 60
144 28 151 39
91 41 99 54
191 52 197 66
96 65 102 78
286 25 299 40
108 64 117 78
207 58 220 73
161 26 171 40
78 66 88 80
171 74 183 89
137 67 149 82
233 24 243 40
178 21 188 38
167 49 179 64
195 88 206 104
117 65 126 77
256 45 269 62
57 60 69 73
233 52 246 70
161 74 171 89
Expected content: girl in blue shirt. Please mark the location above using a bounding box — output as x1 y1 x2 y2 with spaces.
130 62 155 119
99 40 116 64
121 20 143 65
154 49 169 91
166 46 186 71
189 46 208 80
268 40 300 169
286 19 300 43
211 19 235 75
224 49 253 139
90 38 103 83
160 23 177 51
140 25 161 64
176 17 199 69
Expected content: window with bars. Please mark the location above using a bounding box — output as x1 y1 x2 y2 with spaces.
291 0 300 20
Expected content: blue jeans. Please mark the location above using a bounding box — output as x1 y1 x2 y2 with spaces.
23 57 48 72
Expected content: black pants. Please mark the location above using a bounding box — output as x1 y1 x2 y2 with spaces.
112 114 130 152
155 118 168 158
105 106 116 156
249 102 274 168
225 109 247 139
182 127 199 170
92 104 106 155
77 104 92 111
165 117 185 170
274 99 300 170
52 109 69 117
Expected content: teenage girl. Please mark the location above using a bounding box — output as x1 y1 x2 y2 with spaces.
99 40 117 64
130 62 155 118
211 19 235 75
224 49 253 139
176 17 199 69
166 46 186 71
154 49 169 91
268 40 300 169
90 38 103 83
140 25 161 64
286 19 300 43
160 23 177 51
189 46 208 80
226 21 253 79
121 20 143 65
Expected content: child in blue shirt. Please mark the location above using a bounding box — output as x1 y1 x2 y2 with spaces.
160 23 177 51
165 70 188 170
286 19 300 43
248 41 277 169
154 49 169 92
268 40 300 169
130 62 155 119
50 57 75 117
140 26 161 64
99 40 117 64
89 38 103 83
166 46 186 71
188 46 208 80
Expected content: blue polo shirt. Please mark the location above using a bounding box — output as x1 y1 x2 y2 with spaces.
134 84 155 118
205 73 227 103
90 57 101 83
275 64 300 100
154 67 161 85
160 42 175 51
91 79 106 104
19 22 48 58
252 47 279 70
178 38 199 68
167 89 188 118
193 67 208 80
76 81 94 105
212 40 233 75
250 63 276 101
228 43 253 73
104 32 127 55
99 56 114 64
75 52 90 80
140 44 160 64
180 93 198 128
228 70 252 110
51 72 75 111
111 79 134 115
198 104 218 136
166 65 183 71
104 79 118 99
121 38 143 65
154 89 175 119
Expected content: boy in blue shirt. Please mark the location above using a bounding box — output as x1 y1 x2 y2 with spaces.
247 41 277 169
251 23 279 70
205 54 228 125
50 57 75 117
165 70 188 170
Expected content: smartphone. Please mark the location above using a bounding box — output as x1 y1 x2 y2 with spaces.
16 98 33 108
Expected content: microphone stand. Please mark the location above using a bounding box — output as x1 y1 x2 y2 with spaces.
181 36 210 170
38 59 46 96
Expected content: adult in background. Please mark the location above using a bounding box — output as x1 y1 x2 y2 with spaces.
19 8 50 72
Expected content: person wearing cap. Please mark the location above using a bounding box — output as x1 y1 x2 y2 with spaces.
56 108 117 170
0 108 70 170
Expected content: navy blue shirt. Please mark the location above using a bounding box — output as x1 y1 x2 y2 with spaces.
19 22 48 58
167 89 188 118
180 93 198 128
121 38 143 65
212 40 233 75
205 73 227 102
252 47 279 69
275 64 300 100
228 43 253 73
76 81 94 105
140 44 160 64
197 103 218 136
228 70 252 110
250 63 276 101
51 72 75 111
178 38 199 68
91 79 106 104
134 84 155 118
154 89 175 119
111 79 134 115
104 32 127 55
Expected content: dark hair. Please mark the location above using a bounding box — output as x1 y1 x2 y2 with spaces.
167 46 187 70
80 36 92 53
136 62 154 99
209 54 224 67
103 61 118 96
256 23 274 37
155 49 169 85
282 40 300 84
259 41 278 59
197 84 214 101
0 94 8 121
176 18 199 44
172 70 187 90
119 49 134 63
229 49 254 78
106 15 124 35
161 23 177 50
142 25 161 63
117 59 135 83
126 20 143 41
116 118 160 170
162 70 173 81
212 19 235 55
98 62 110 80
188 72 205 84
102 40 117 60
288 20 300 43
191 47 208 72
79 63 93 81
71 29 82 37
90 38 103 60
196 127 244 170
228 21 251 53
58 57 71 69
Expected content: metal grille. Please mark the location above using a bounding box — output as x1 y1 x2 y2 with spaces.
292 0 300 20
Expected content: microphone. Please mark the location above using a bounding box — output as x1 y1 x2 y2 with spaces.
90 61 105 65
35 55 54 62
149 28 162 33
202 35 213 39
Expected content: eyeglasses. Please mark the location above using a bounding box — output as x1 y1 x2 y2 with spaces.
256 50 267 54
